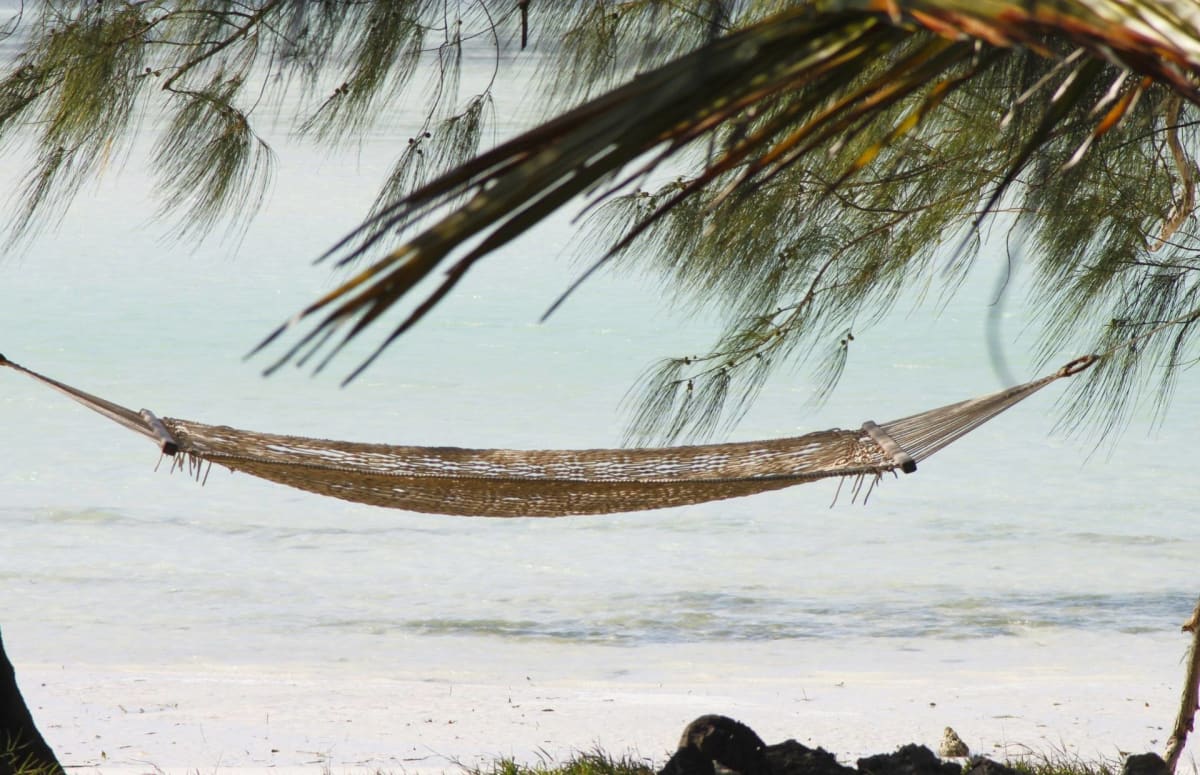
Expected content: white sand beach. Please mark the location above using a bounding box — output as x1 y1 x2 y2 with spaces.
15 630 1192 775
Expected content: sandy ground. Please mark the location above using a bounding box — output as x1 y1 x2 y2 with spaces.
14 633 1195 775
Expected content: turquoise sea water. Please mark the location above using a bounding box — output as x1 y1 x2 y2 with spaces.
0 28 1197 768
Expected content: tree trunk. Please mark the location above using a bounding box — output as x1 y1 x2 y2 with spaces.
0 627 63 775
1165 597 1200 773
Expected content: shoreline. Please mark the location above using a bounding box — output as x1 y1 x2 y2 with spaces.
15 631 1189 774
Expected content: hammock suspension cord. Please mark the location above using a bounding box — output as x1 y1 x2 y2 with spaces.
0 352 1097 517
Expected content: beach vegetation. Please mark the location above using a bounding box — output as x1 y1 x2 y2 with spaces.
0 2 1198 443
1 733 62 775
1008 756 1120 775
474 751 656 775
459 749 1125 775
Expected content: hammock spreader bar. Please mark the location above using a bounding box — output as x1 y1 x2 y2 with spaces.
0 352 1097 517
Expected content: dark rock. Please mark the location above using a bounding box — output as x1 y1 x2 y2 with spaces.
1121 753 1170 775
661 715 771 775
660 744 717 775
765 739 858 775
857 744 960 775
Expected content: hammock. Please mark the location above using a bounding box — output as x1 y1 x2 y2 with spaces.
0 353 1096 517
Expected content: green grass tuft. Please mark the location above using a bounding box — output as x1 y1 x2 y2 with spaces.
1008 754 1122 775
471 751 657 775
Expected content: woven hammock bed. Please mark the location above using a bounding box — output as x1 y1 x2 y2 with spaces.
0 353 1096 517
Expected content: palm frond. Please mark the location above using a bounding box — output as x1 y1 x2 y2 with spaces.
256 8 916 378
257 0 1200 414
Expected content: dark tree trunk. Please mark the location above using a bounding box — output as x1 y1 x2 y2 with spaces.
0 628 63 775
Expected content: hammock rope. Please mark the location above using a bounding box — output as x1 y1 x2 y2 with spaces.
0 352 1096 517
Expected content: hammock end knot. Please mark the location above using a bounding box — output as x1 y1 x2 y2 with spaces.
138 410 180 457
1058 355 1098 378
861 421 917 475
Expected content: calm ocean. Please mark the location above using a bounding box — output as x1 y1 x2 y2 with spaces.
1 32 1197 768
